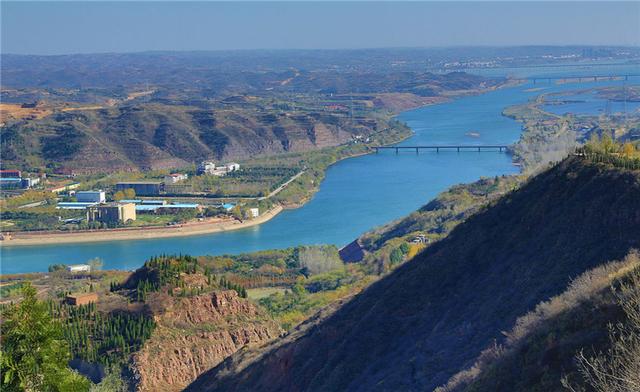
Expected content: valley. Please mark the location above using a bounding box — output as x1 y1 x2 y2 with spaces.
2 48 640 392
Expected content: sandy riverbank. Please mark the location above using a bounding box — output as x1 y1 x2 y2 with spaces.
1 206 283 247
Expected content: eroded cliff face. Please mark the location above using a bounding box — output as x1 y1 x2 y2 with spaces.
130 290 282 392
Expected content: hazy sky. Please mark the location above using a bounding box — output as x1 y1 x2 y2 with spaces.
2 1 639 55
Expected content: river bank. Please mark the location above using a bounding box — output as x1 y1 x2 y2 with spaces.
5 68 635 273
1 206 284 247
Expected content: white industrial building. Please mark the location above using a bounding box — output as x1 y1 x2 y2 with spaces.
76 190 106 203
66 264 91 273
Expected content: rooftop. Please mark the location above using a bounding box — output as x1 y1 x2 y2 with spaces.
116 181 162 185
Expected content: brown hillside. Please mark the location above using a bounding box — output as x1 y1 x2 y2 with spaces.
1 104 379 173
130 290 281 392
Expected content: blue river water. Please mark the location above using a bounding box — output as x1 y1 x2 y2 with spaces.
1 65 638 273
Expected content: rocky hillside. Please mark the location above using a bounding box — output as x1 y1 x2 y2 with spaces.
130 290 281 392
1 103 384 173
186 156 640 391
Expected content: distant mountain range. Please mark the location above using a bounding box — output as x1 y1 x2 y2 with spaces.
1 52 502 173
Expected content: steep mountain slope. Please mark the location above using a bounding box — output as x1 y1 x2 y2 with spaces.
437 251 640 392
187 157 640 391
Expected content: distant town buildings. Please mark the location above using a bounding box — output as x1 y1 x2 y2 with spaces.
76 190 106 203
163 173 188 184
115 181 162 196
197 161 240 176
119 199 200 214
0 169 21 178
0 178 24 189
87 202 137 224
0 169 41 189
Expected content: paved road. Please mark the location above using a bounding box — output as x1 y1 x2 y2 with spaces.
258 169 306 200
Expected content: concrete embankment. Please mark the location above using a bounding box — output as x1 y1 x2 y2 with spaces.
1 206 284 247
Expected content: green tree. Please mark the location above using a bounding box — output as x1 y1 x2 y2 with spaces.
1 283 90 391
48 264 67 273
390 247 404 265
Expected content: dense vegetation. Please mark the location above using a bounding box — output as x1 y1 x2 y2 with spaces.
50 302 155 368
1 283 91 391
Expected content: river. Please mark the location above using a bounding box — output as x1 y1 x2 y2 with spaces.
1 65 638 273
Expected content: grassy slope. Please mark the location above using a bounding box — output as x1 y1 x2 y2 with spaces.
186 156 640 392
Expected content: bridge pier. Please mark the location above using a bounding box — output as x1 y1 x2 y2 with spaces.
415 147 419 154
395 147 399 154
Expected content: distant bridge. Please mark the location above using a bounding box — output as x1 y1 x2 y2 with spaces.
524 74 640 84
371 145 510 154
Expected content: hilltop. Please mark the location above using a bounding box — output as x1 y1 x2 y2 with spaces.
187 155 640 391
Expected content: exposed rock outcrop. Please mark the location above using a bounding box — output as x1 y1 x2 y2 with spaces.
130 290 281 392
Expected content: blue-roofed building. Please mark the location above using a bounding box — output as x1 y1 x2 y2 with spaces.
158 203 201 213
119 199 143 204
141 200 166 205
135 205 161 213
57 202 99 210
135 202 200 214
0 178 24 189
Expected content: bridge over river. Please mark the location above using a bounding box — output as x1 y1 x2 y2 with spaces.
371 145 510 153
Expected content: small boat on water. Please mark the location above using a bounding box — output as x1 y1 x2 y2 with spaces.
465 131 481 138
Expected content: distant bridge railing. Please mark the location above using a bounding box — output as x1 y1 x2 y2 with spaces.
371 145 510 153
522 74 640 84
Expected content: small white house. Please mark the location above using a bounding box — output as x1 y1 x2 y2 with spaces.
66 264 91 273
197 161 217 175
76 190 106 203
249 208 260 218
163 173 188 184
225 162 240 172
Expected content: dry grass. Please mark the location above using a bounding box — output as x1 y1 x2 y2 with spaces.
436 250 640 392
0 103 52 123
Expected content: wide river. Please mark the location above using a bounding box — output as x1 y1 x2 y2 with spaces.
2 64 638 273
